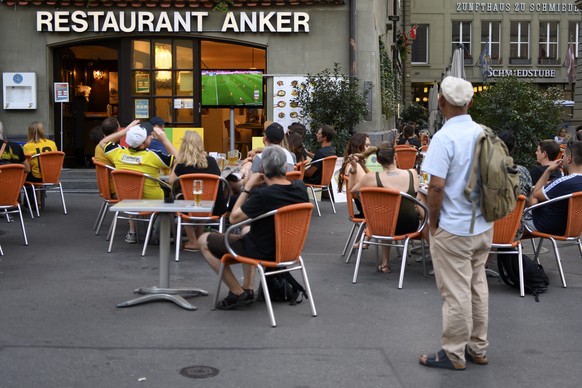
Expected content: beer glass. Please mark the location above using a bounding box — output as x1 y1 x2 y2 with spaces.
227 150 241 166
192 180 203 206
216 153 227 171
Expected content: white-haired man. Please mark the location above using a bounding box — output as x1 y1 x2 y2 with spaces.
419 76 493 371
199 145 309 310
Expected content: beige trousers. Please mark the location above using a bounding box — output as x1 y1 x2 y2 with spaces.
430 227 493 363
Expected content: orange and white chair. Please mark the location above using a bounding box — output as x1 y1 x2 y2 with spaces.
0 164 29 255
24 151 67 217
213 202 316 327
304 155 337 216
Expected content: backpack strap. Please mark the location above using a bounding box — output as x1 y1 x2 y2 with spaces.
464 129 485 234
0 141 7 158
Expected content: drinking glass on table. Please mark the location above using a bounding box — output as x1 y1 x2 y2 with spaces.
216 153 227 171
192 180 203 206
227 150 241 166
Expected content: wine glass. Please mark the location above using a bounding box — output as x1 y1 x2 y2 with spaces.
192 180 203 206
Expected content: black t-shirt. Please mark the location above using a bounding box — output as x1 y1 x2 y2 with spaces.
241 180 309 260
0 140 25 165
304 145 335 184
529 165 562 186
397 137 421 149
174 156 227 216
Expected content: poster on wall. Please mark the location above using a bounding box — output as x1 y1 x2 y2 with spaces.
135 73 150 94
109 72 119 104
134 99 149 119
272 76 306 131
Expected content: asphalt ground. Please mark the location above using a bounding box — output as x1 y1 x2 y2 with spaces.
1 193 582 387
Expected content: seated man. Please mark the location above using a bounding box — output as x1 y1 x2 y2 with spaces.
304 124 336 184
0 121 30 173
250 122 296 172
529 139 562 186
526 141 582 235
199 146 309 310
99 120 177 243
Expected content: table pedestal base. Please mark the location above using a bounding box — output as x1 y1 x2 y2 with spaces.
116 287 208 310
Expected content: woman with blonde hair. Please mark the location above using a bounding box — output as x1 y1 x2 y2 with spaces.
169 131 227 251
23 121 58 182
347 141 421 273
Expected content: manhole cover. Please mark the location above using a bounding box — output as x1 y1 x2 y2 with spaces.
179 366 219 379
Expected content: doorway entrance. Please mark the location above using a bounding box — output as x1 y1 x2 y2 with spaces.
52 38 266 167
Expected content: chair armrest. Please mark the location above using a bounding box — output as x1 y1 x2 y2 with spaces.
523 193 572 215
401 191 429 233
223 208 279 257
143 172 172 190
305 157 325 168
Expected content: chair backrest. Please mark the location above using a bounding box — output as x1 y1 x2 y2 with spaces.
35 151 65 184
564 191 582 238
395 148 417 169
319 156 338 186
93 159 115 201
178 173 221 216
274 202 314 263
285 171 302 182
420 145 429 154
394 144 414 150
111 169 146 200
0 164 25 206
359 187 402 237
294 160 308 180
492 195 526 244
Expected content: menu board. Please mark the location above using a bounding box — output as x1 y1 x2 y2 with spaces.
272 76 307 131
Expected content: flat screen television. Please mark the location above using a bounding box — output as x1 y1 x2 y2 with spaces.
201 69 264 108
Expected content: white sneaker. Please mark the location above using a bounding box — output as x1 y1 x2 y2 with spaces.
125 232 137 244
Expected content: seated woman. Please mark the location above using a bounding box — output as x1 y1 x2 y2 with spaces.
347 141 421 273
168 131 227 251
337 132 371 218
397 124 421 149
23 121 58 182
283 130 307 163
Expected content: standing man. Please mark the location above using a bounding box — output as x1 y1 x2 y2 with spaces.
303 124 336 184
419 76 493 371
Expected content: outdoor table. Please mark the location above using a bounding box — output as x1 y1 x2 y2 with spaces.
109 199 214 310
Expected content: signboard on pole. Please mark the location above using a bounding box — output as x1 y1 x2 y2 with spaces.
54 82 69 103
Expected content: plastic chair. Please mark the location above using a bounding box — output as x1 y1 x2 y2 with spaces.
24 151 67 217
294 160 308 180
341 175 366 260
304 156 337 216
353 187 428 288
174 173 231 262
491 195 527 297
522 192 582 288
285 170 302 182
108 169 165 256
394 147 418 170
92 159 118 236
0 164 29 255
213 202 316 327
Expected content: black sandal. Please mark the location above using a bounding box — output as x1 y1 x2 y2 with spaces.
419 349 465 371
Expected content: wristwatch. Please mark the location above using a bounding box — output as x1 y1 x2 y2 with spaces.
241 187 251 194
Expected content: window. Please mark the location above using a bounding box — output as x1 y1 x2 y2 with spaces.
539 21 559 64
481 21 501 63
452 21 472 63
568 21 579 58
131 39 197 123
411 25 429 64
510 21 530 64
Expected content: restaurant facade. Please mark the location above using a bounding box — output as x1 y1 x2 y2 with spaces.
0 0 396 166
406 0 582 126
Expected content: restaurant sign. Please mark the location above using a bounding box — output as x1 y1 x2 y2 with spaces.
456 2 580 12
36 11 310 33
489 68 557 78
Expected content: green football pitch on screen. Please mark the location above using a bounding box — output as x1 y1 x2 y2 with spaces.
201 71 263 107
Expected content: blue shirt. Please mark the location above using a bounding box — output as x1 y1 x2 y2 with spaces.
421 114 492 236
533 173 582 235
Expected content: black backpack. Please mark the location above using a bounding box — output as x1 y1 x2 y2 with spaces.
257 271 307 306
497 250 549 302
